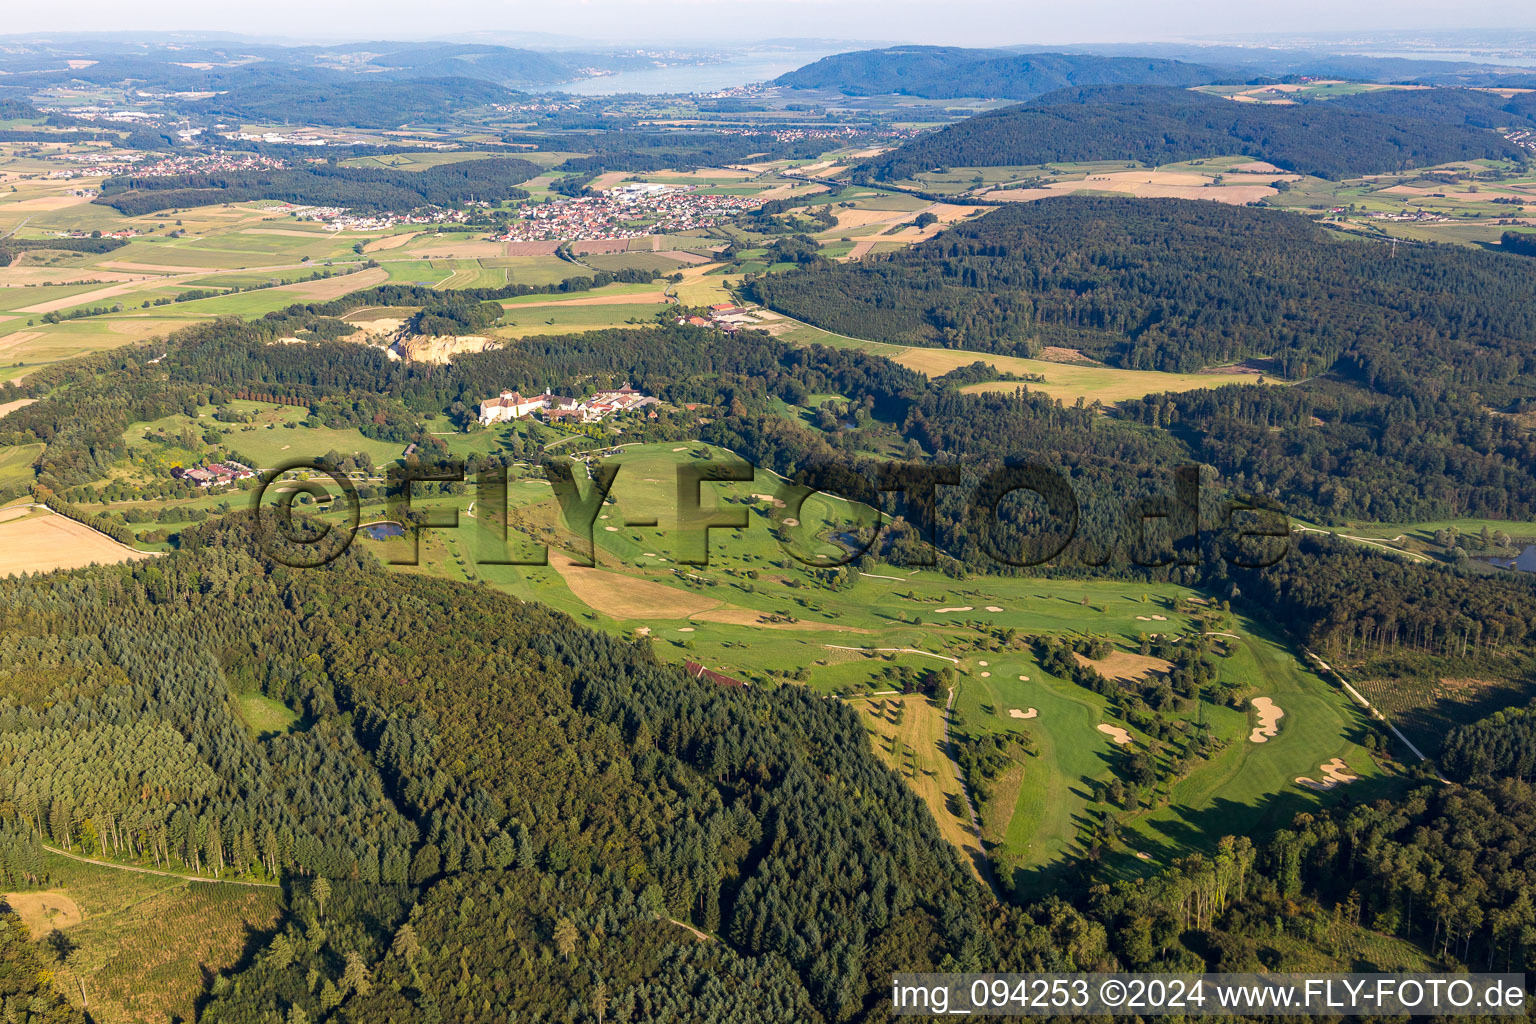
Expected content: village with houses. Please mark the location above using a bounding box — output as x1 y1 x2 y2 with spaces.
498 182 764 242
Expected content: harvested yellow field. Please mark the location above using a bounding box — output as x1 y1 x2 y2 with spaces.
403 240 516 259
0 511 157 576
547 552 721 619
860 695 986 884
755 182 831 201
588 171 631 190
1073 650 1173 684
833 207 907 229
0 397 35 418
239 227 332 238
657 167 751 180
887 345 1265 404
274 265 389 301
0 268 146 287
16 277 167 315
2 891 83 937
363 231 421 252
0 332 44 355
991 170 1285 206
3 194 93 211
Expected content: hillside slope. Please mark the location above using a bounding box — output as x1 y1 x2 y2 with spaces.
775 46 1222 99
857 85 1523 180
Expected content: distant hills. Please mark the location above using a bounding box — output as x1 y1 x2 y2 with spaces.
0 37 690 90
772 45 1224 99
856 85 1527 181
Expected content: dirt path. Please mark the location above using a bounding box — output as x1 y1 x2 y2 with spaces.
41 844 280 888
823 645 959 664
668 917 711 941
1293 525 1432 563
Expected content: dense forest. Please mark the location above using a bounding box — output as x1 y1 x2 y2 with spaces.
185 71 513 128
857 86 1525 180
1327 85 1536 130
5 522 1536 1020
96 156 540 216
753 197 1536 390
772 46 1221 99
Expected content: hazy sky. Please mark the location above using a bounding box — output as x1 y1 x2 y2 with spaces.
4 0 1533 47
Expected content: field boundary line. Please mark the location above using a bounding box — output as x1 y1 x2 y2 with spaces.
42 844 281 888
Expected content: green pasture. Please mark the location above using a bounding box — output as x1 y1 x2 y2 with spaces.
495 302 664 336
0 441 40 486
375 438 1384 897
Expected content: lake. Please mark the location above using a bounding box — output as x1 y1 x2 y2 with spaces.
539 47 847 95
1484 545 1536 573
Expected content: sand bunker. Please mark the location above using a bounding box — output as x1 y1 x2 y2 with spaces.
604 526 618 532
672 447 688 452
1009 707 1038 719
985 605 1003 612
1151 615 1167 620
935 606 973 613
678 627 695 632
1098 723 1133 745
980 672 990 678
978 661 988 666
1136 615 1151 621
1296 758 1358 791
1017 675 1029 681
750 493 786 507
1249 697 1284 743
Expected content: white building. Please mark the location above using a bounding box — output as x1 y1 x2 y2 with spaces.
478 390 548 425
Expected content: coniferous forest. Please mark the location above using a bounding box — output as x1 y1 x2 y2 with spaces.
857 86 1526 181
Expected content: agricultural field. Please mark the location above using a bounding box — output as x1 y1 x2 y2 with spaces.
0 505 157 576
771 319 1270 404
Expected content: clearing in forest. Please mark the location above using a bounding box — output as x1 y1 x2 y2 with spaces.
858 694 987 884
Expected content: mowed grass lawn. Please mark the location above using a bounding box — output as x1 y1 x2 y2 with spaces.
368 441 1380 891
220 422 408 469
0 441 40 486
495 302 665 336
